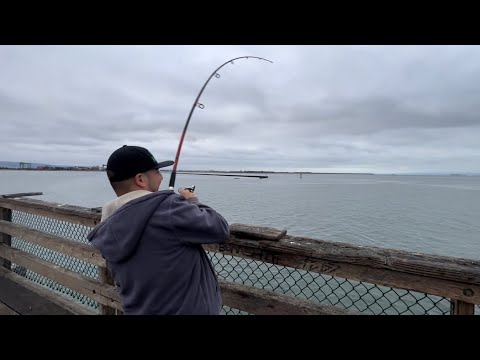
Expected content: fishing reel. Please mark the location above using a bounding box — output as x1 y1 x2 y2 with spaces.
178 185 196 193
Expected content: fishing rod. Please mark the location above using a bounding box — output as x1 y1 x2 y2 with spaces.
169 56 273 192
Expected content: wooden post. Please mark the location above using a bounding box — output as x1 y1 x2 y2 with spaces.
98 266 120 315
1 192 41 270
0 208 12 270
450 299 475 315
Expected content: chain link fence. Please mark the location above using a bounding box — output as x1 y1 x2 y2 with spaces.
10 210 99 309
7 209 480 315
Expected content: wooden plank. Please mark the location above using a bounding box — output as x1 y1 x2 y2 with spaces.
0 267 97 315
204 241 480 304
98 266 118 315
450 300 475 315
0 220 105 267
0 301 18 315
0 198 100 228
219 279 357 315
207 234 480 286
0 192 43 199
230 223 287 241
0 243 122 311
1 208 12 270
0 269 74 315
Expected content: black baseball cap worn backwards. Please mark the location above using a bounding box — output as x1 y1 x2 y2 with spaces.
107 145 174 182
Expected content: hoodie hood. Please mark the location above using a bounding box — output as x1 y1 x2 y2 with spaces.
100 190 152 222
87 190 174 263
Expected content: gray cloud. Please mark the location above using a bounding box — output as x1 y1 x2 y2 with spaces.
1 45 480 173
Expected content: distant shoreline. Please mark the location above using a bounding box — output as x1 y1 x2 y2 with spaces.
1 168 478 176
174 170 375 175
0 168 374 175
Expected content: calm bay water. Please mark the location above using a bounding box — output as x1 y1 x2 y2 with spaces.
1 170 479 260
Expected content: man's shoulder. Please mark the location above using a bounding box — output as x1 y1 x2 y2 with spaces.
102 190 175 221
124 190 176 208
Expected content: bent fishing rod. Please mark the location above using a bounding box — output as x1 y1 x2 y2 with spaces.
168 56 273 192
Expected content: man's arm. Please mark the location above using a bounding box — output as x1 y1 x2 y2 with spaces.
170 191 230 245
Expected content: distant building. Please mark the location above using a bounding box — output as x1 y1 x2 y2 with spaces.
19 162 32 169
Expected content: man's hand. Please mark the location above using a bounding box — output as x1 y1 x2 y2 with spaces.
178 187 197 199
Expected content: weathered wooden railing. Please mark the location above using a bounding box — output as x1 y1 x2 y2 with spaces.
1 193 479 315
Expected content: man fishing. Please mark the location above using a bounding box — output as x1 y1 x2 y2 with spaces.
87 145 230 315
88 56 271 315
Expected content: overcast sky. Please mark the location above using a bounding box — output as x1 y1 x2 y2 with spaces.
1 45 479 174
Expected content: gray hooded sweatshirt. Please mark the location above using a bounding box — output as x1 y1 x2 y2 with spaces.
87 190 230 315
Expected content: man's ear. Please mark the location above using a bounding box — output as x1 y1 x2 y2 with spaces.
133 173 146 188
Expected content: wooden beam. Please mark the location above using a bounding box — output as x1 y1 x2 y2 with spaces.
0 198 100 228
0 220 105 267
0 301 18 315
268 235 480 285
230 223 287 241
204 240 480 304
0 243 122 310
0 208 12 270
98 266 118 315
206 234 480 286
0 192 43 199
0 267 96 315
450 300 475 315
0 269 74 315
219 279 357 315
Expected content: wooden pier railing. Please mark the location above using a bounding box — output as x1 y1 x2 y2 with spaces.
0 192 479 315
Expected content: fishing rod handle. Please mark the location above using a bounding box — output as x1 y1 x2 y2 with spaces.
168 171 177 190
